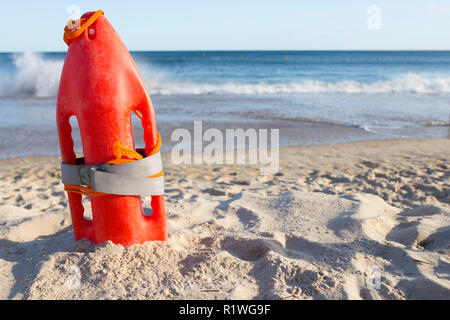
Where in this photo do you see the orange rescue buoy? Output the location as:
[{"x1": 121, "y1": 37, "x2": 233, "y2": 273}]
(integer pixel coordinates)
[{"x1": 57, "y1": 10, "x2": 166, "y2": 246}]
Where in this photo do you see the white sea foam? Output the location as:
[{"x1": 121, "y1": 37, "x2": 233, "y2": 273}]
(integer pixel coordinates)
[
  {"x1": 2, "y1": 52, "x2": 450, "y2": 97},
  {"x1": 148, "y1": 74, "x2": 450, "y2": 95},
  {"x1": 0, "y1": 52, "x2": 63, "y2": 97}
]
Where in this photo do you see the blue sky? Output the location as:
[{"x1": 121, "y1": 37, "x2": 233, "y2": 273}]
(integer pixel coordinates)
[{"x1": 1, "y1": 0, "x2": 450, "y2": 51}]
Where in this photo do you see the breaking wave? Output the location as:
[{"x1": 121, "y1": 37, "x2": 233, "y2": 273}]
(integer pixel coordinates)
[
  {"x1": 148, "y1": 74, "x2": 450, "y2": 95},
  {"x1": 0, "y1": 52, "x2": 64, "y2": 98},
  {"x1": 2, "y1": 52, "x2": 450, "y2": 97}
]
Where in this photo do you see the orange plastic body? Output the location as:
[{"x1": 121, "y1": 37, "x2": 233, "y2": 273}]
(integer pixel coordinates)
[{"x1": 56, "y1": 12, "x2": 166, "y2": 245}]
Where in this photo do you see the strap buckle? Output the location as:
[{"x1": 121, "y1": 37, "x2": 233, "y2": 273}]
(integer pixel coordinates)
[{"x1": 61, "y1": 151, "x2": 164, "y2": 196}]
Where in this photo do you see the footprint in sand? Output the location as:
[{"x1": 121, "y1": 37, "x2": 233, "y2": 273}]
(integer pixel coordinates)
[
  {"x1": 385, "y1": 205, "x2": 449, "y2": 252},
  {"x1": 202, "y1": 188, "x2": 226, "y2": 196},
  {"x1": 220, "y1": 237, "x2": 270, "y2": 262}
]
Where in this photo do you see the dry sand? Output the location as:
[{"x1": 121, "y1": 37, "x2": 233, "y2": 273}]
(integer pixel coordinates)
[{"x1": 0, "y1": 138, "x2": 449, "y2": 300}]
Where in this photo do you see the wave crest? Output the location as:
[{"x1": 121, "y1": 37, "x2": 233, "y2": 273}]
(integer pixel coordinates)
[
  {"x1": 0, "y1": 52, "x2": 63, "y2": 97},
  {"x1": 149, "y1": 74, "x2": 450, "y2": 95},
  {"x1": 2, "y1": 52, "x2": 450, "y2": 97}
]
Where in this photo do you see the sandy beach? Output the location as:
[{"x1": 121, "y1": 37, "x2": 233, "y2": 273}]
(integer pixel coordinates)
[{"x1": 0, "y1": 138, "x2": 449, "y2": 300}]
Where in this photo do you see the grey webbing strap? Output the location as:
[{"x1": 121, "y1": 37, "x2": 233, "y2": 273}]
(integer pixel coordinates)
[{"x1": 61, "y1": 152, "x2": 164, "y2": 196}]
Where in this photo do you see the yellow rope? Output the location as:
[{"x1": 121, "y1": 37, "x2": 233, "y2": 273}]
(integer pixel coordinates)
[
  {"x1": 64, "y1": 184, "x2": 107, "y2": 197},
  {"x1": 107, "y1": 141, "x2": 143, "y2": 165},
  {"x1": 64, "y1": 10, "x2": 104, "y2": 45}
]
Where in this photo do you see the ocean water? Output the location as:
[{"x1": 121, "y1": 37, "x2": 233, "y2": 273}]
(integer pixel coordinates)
[{"x1": 0, "y1": 51, "x2": 449, "y2": 158}]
